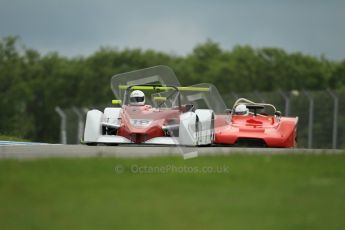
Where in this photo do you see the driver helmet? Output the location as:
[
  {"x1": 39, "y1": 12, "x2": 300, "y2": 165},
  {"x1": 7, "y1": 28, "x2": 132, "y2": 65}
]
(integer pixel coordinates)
[
  {"x1": 129, "y1": 90, "x2": 145, "y2": 106},
  {"x1": 235, "y1": 104, "x2": 249, "y2": 115}
]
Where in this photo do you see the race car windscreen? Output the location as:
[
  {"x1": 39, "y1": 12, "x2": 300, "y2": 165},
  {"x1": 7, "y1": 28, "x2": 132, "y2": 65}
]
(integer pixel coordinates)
[
  {"x1": 111, "y1": 65, "x2": 181, "y2": 104},
  {"x1": 111, "y1": 67, "x2": 228, "y2": 113},
  {"x1": 123, "y1": 85, "x2": 180, "y2": 108},
  {"x1": 180, "y1": 83, "x2": 228, "y2": 114}
]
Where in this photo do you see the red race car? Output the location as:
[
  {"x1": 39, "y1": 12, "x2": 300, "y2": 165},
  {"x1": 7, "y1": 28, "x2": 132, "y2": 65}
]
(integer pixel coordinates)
[
  {"x1": 214, "y1": 98, "x2": 298, "y2": 147},
  {"x1": 83, "y1": 66, "x2": 215, "y2": 146}
]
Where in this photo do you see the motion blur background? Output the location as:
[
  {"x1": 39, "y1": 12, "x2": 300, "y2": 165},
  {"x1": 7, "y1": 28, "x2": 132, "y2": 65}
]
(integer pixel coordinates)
[{"x1": 1, "y1": 0, "x2": 345, "y2": 148}]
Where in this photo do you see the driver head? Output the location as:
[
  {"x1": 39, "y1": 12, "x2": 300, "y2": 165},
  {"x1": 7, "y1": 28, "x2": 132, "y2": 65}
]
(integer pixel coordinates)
[
  {"x1": 129, "y1": 90, "x2": 145, "y2": 106},
  {"x1": 235, "y1": 104, "x2": 249, "y2": 115}
]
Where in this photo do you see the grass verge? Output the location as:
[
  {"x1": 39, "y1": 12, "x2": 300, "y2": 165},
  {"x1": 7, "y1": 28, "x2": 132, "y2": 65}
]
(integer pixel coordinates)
[
  {"x1": 0, "y1": 135, "x2": 29, "y2": 142},
  {"x1": 0, "y1": 154, "x2": 345, "y2": 230}
]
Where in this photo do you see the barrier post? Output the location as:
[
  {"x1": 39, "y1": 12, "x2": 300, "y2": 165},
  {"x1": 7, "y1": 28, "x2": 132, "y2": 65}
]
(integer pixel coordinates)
[
  {"x1": 55, "y1": 106, "x2": 67, "y2": 144},
  {"x1": 327, "y1": 89, "x2": 339, "y2": 149},
  {"x1": 303, "y1": 90, "x2": 314, "y2": 149},
  {"x1": 72, "y1": 107, "x2": 84, "y2": 144}
]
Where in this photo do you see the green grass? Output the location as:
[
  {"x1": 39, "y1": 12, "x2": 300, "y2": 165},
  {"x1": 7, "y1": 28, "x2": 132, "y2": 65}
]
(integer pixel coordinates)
[
  {"x1": 0, "y1": 135, "x2": 29, "y2": 142},
  {"x1": 1, "y1": 154, "x2": 345, "y2": 230}
]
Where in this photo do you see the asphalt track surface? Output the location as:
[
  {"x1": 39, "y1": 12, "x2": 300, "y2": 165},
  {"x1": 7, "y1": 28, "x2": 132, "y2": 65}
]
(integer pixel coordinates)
[{"x1": 0, "y1": 141, "x2": 343, "y2": 159}]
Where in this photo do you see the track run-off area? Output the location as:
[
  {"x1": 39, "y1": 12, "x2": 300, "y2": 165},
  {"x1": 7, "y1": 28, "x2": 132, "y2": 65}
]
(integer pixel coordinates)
[{"x1": 0, "y1": 141, "x2": 343, "y2": 159}]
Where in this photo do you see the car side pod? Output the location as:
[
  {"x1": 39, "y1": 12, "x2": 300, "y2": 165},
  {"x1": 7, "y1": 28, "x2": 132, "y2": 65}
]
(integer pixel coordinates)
[
  {"x1": 84, "y1": 109, "x2": 103, "y2": 143},
  {"x1": 178, "y1": 112, "x2": 198, "y2": 146},
  {"x1": 84, "y1": 108, "x2": 131, "y2": 145},
  {"x1": 102, "y1": 107, "x2": 122, "y2": 128},
  {"x1": 195, "y1": 109, "x2": 214, "y2": 145},
  {"x1": 177, "y1": 109, "x2": 214, "y2": 146}
]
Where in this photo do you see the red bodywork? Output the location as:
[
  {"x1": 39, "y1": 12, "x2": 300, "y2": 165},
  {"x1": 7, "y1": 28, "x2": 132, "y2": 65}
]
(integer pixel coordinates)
[
  {"x1": 116, "y1": 105, "x2": 180, "y2": 143},
  {"x1": 214, "y1": 114, "x2": 298, "y2": 147}
]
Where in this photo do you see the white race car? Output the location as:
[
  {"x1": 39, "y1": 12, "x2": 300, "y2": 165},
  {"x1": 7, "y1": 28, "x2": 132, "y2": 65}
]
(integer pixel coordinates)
[{"x1": 83, "y1": 66, "x2": 217, "y2": 146}]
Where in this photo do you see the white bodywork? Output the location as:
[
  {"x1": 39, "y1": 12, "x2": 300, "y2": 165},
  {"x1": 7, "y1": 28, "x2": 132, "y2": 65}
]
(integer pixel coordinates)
[
  {"x1": 83, "y1": 66, "x2": 222, "y2": 147},
  {"x1": 83, "y1": 108, "x2": 214, "y2": 146}
]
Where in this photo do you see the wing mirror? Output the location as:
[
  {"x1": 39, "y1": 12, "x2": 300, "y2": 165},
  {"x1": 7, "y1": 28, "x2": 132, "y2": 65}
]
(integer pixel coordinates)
[
  {"x1": 274, "y1": 111, "x2": 282, "y2": 116},
  {"x1": 225, "y1": 109, "x2": 232, "y2": 114},
  {"x1": 112, "y1": 100, "x2": 122, "y2": 105},
  {"x1": 153, "y1": 97, "x2": 167, "y2": 102},
  {"x1": 185, "y1": 104, "x2": 195, "y2": 112}
]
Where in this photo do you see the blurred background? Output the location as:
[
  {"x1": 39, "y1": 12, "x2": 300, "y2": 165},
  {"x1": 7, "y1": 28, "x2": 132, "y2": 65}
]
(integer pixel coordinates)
[{"x1": 1, "y1": 0, "x2": 344, "y2": 147}]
